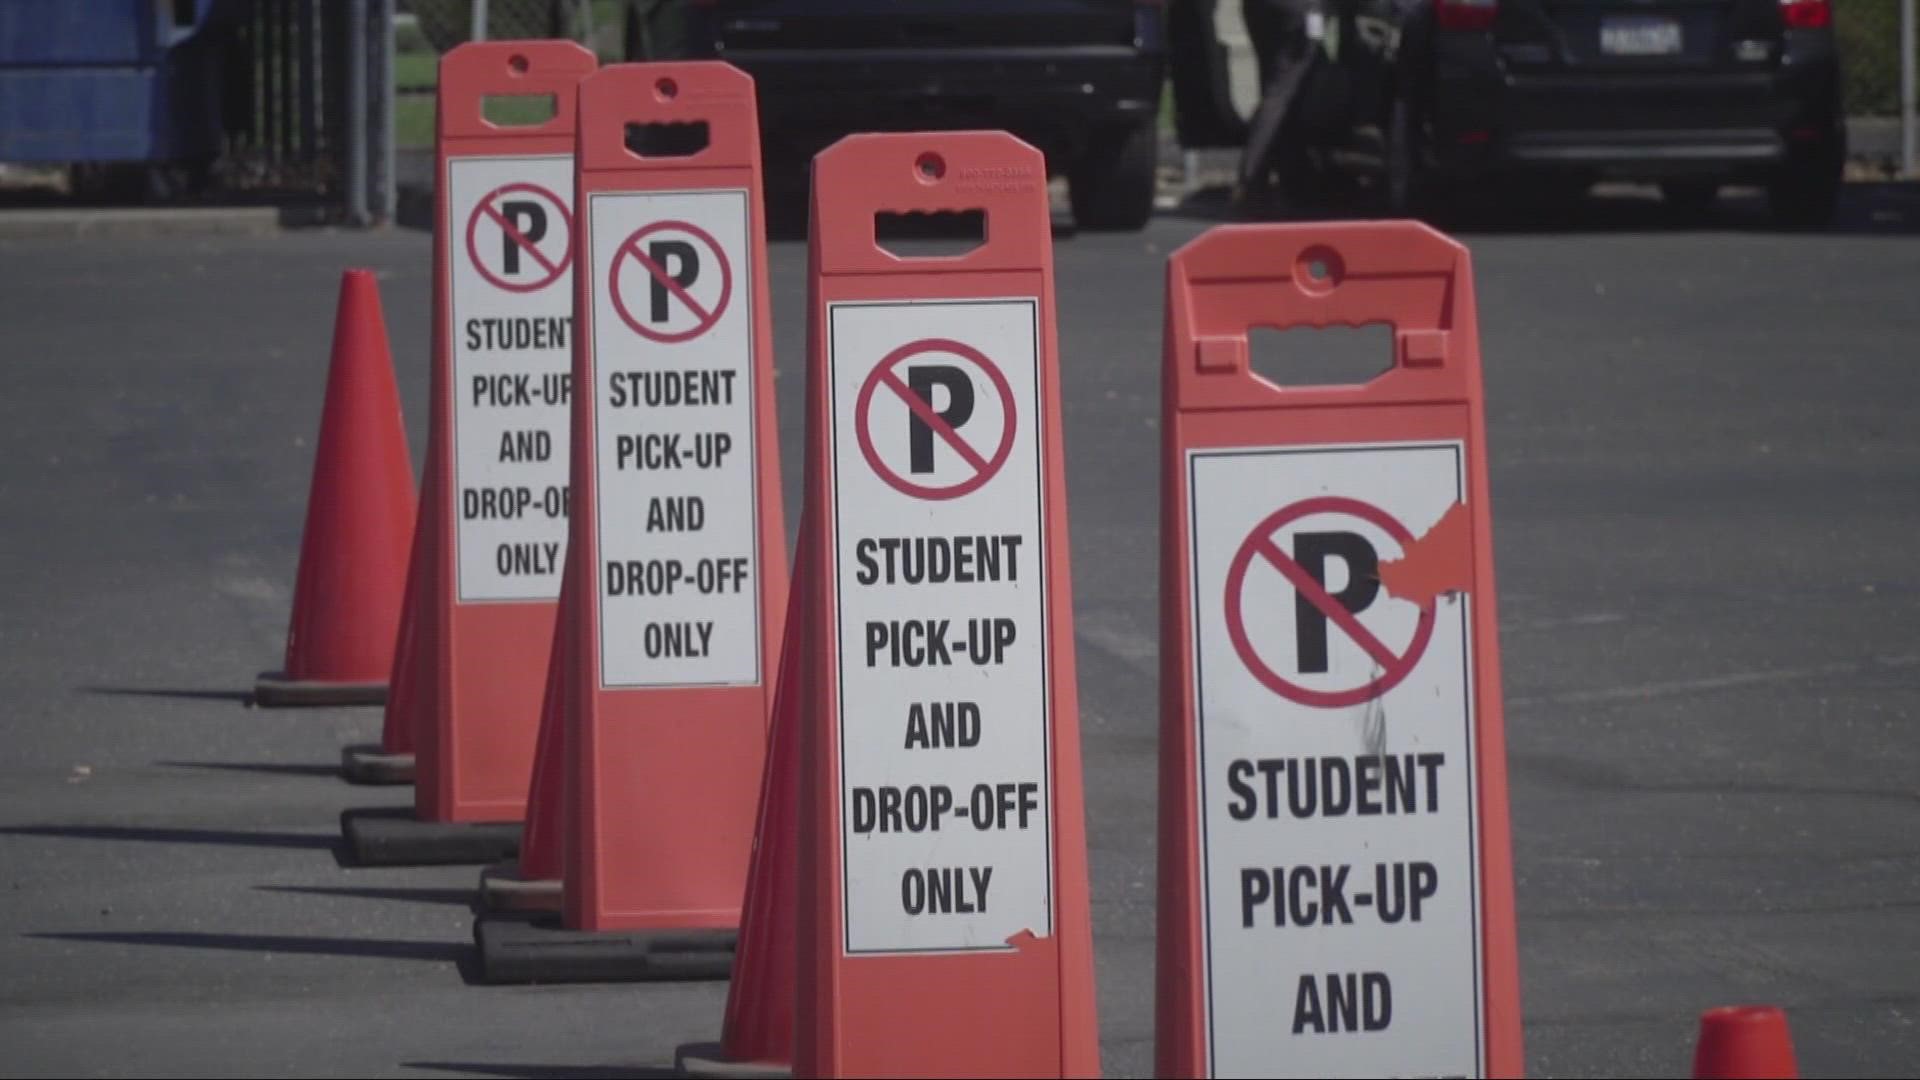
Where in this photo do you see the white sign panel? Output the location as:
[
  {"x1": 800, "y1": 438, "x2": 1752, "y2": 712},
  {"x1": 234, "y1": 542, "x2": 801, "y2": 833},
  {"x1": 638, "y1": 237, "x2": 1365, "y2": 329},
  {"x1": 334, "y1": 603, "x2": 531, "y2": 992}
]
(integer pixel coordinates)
[
  {"x1": 1186, "y1": 441, "x2": 1483, "y2": 1079},
  {"x1": 448, "y1": 155, "x2": 575, "y2": 602},
  {"x1": 828, "y1": 298, "x2": 1054, "y2": 955},
  {"x1": 586, "y1": 189, "x2": 761, "y2": 689}
]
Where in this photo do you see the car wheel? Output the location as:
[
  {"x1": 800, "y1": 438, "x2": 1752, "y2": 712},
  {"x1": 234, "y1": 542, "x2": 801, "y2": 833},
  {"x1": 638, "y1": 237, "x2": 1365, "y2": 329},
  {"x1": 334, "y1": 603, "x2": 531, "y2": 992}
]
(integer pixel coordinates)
[
  {"x1": 1660, "y1": 181, "x2": 1719, "y2": 218},
  {"x1": 1069, "y1": 121, "x2": 1158, "y2": 232},
  {"x1": 1768, "y1": 153, "x2": 1840, "y2": 230}
]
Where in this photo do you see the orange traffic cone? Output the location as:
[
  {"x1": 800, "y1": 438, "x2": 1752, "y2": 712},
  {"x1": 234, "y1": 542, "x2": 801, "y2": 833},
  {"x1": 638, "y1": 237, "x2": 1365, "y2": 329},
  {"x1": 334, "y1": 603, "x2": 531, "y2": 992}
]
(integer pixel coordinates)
[
  {"x1": 475, "y1": 555, "x2": 574, "y2": 911},
  {"x1": 256, "y1": 269, "x2": 415, "y2": 707},
  {"x1": 716, "y1": 596, "x2": 802, "y2": 1069},
  {"x1": 677, "y1": 541, "x2": 808, "y2": 1076},
  {"x1": 1694, "y1": 1005, "x2": 1799, "y2": 1079},
  {"x1": 340, "y1": 504, "x2": 428, "y2": 781}
]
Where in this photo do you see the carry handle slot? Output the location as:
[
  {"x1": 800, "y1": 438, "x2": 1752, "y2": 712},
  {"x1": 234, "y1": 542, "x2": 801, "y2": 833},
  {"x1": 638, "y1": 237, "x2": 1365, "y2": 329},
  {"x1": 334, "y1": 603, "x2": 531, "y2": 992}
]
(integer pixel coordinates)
[
  {"x1": 481, "y1": 93, "x2": 557, "y2": 128},
  {"x1": 1170, "y1": 223, "x2": 1473, "y2": 410},
  {"x1": 812, "y1": 133, "x2": 1050, "y2": 274},
  {"x1": 873, "y1": 209, "x2": 987, "y2": 260},
  {"x1": 1183, "y1": 238, "x2": 1459, "y2": 381},
  {"x1": 1240, "y1": 323, "x2": 1398, "y2": 389},
  {"x1": 1195, "y1": 327, "x2": 1450, "y2": 380},
  {"x1": 577, "y1": 62, "x2": 757, "y2": 173},
  {"x1": 439, "y1": 41, "x2": 596, "y2": 140},
  {"x1": 625, "y1": 120, "x2": 711, "y2": 159}
]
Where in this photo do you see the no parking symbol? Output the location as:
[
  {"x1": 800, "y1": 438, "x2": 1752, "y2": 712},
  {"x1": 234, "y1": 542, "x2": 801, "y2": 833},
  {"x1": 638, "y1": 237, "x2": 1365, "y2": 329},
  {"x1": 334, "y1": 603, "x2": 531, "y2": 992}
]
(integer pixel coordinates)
[
  {"x1": 609, "y1": 219, "x2": 733, "y2": 343},
  {"x1": 1223, "y1": 495, "x2": 1435, "y2": 709},
  {"x1": 854, "y1": 337, "x2": 1017, "y2": 501},
  {"x1": 465, "y1": 181, "x2": 573, "y2": 293}
]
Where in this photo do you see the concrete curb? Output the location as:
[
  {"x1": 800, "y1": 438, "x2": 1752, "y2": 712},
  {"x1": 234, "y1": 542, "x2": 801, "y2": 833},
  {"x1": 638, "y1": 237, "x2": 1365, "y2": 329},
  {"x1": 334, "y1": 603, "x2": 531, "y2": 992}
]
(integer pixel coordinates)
[{"x1": 0, "y1": 207, "x2": 294, "y2": 240}]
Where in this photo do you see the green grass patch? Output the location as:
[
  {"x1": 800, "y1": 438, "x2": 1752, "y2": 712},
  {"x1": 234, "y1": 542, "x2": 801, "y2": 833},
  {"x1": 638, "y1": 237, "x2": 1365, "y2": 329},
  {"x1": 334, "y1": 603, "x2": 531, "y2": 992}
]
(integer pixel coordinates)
[
  {"x1": 395, "y1": 49, "x2": 438, "y2": 91},
  {"x1": 395, "y1": 42, "x2": 438, "y2": 149},
  {"x1": 482, "y1": 93, "x2": 559, "y2": 126},
  {"x1": 390, "y1": 2, "x2": 630, "y2": 147},
  {"x1": 396, "y1": 95, "x2": 434, "y2": 149}
]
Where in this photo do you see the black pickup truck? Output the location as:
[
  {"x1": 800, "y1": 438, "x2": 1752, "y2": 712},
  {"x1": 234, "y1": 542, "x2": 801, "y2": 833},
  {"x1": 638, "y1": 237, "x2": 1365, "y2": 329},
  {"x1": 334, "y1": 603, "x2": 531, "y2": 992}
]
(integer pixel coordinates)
[{"x1": 622, "y1": 0, "x2": 1168, "y2": 231}]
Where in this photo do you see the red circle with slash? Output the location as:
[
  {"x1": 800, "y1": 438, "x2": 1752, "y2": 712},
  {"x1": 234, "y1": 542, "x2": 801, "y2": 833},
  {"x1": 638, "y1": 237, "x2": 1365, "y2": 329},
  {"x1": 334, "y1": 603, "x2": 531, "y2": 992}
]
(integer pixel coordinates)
[
  {"x1": 1223, "y1": 495, "x2": 1435, "y2": 708},
  {"x1": 854, "y1": 338, "x2": 1017, "y2": 501},
  {"x1": 464, "y1": 182, "x2": 572, "y2": 293},
  {"x1": 609, "y1": 219, "x2": 731, "y2": 343}
]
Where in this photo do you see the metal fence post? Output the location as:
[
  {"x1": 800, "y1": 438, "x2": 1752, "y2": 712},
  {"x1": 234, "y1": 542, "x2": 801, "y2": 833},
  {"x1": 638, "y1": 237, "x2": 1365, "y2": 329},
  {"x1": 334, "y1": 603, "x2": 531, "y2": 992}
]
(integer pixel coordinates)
[
  {"x1": 472, "y1": 0, "x2": 491, "y2": 43},
  {"x1": 1903, "y1": 0, "x2": 1916, "y2": 175},
  {"x1": 373, "y1": 0, "x2": 396, "y2": 221},
  {"x1": 347, "y1": 0, "x2": 369, "y2": 225}
]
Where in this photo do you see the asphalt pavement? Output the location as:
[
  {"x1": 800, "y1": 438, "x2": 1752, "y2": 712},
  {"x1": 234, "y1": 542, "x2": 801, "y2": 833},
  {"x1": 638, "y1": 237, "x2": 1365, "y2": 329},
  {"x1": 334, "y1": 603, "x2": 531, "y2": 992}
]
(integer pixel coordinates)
[{"x1": 0, "y1": 186, "x2": 1916, "y2": 1078}]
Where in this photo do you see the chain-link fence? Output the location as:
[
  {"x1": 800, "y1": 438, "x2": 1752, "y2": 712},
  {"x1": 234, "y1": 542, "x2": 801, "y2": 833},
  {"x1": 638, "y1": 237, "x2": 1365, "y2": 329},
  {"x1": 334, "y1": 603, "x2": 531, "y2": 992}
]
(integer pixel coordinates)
[
  {"x1": 395, "y1": 1, "x2": 624, "y2": 148},
  {"x1": 408, "y1": 0, "x2": 615, "y2": 53}
]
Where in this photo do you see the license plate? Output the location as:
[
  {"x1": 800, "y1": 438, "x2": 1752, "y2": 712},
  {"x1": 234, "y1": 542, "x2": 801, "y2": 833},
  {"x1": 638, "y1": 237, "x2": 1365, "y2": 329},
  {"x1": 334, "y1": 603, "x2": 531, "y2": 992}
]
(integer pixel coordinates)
[{"x1": 1600, "y1": 15, "x2": 1682, "y2": 56}]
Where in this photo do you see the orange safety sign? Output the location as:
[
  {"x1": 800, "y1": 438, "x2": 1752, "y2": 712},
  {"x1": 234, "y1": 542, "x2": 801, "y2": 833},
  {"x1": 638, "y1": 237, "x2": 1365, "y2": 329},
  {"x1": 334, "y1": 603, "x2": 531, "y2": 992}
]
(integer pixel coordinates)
[
  {"x1": 791, "y1": 131, "x2": 1098, "y2": 1078},
  {"x1": 340, "y1": 40, "x2": 596, "y2": 865},
  {"x1": 473, "y1": 60, "x2": 787, "y2": 983},
  {"x1": 1154, "y1": 223, "x2": 1522, "y2": 1078}
]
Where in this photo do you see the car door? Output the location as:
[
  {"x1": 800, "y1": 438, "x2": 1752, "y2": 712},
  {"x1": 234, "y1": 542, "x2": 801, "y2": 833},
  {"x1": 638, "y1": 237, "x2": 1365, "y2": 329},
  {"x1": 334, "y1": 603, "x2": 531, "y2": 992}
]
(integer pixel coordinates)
[{"x1": 1168, "y1": 0, "x2": 1253, "y2": 147}]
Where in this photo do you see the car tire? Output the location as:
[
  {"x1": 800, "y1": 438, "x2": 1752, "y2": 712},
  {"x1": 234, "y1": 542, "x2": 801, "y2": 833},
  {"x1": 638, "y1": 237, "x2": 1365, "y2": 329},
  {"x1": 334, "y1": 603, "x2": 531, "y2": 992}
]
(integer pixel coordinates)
[
  {"x1": 1768, "y1": 153, "x2": 1840, "y2": 230},
  {"x1": 1661, "y1": 180, "x2": 1719, "y2": 217},
  {"x1": 1070, "y1": 121, "x2": 1158, "y2": 232}
]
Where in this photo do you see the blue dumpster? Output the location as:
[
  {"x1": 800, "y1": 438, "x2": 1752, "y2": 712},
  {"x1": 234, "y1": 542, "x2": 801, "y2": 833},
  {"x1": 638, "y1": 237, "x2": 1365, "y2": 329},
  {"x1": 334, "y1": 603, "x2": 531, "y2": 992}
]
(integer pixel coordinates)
[{"x1": 0, "y1": 1, "x2": 235, "y2": 166}]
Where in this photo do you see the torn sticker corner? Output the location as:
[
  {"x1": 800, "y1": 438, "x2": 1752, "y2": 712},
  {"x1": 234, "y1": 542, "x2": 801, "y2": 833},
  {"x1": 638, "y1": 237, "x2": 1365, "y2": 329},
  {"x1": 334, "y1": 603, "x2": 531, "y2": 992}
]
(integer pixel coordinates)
[
  {"x1": 1377, "y1": 501, "x2": 1472, "y2": 610},
  {"x1": 1003, "y1": 927, "x2": 1050, "y2": 951}
]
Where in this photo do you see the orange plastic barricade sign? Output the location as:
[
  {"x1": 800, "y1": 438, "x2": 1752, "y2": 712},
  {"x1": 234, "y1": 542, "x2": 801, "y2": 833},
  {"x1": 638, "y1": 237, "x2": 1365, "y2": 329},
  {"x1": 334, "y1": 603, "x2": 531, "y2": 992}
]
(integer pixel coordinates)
[
  {"x1": 342, "y1": 42, "x2": 596, "y2": 860},
  {"x1": 795, "y1": 131, "x2": 1097, "y2": 1078},
  {"x1": 564, "y1": 60, "x2": 786, "y2": 931},
  {"x1": 1155, "y1": 223, "x2": 1522, "y2": 1079},
  {"x1": 417, "y1": 41, "x2": 595, "y2": 821}
]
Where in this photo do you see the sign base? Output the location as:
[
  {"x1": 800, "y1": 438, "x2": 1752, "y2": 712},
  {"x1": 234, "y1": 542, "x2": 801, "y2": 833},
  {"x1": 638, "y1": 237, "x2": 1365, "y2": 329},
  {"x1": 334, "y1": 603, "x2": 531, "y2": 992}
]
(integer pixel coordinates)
[
  {"x1": 337, "y1": 807, "x2": 520, "y2": 867},
  {"x1": 673, "y1": 1042, "x2": 792, "y2": 1079},
  {"x1": 253, "y1": 672, "x2": 386, "y2": 708},
  {"x1": 340, "y1": 744, "x2": 414, "y2": 786},
  {"x1": 472, "y1": 913, "x2": 735, "y2": 984},
  {"x1": 476, "y1": 860, "x2": 561, "y2": 913}
]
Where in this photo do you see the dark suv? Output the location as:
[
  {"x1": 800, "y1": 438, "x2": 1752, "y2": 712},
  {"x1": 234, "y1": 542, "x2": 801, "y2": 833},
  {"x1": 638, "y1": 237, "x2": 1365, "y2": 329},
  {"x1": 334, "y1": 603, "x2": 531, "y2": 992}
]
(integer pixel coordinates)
[
  {"x1": 1232, "y1": 0, "x2": 1846, "y2": 225},
  {"x1": 623, "y1": 0, "x2": 1167, "y2": 230}
]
